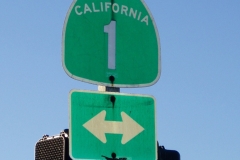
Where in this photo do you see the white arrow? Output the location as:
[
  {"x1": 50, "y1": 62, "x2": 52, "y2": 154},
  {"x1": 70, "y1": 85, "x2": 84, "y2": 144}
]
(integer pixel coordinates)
[{"x1": 83, "y1": 110, "x2": 144, "y2": 144}]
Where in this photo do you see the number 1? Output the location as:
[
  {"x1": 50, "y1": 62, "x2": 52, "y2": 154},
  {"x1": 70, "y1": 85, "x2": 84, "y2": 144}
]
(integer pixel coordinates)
[{"x1": 104, "y1": 21, "x2": 116, "y2": 70}]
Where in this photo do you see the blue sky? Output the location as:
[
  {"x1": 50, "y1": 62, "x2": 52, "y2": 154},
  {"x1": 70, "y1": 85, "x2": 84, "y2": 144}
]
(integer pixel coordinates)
[{"x1": 0, "y1": 0, "x2": 240, "y2": 159}]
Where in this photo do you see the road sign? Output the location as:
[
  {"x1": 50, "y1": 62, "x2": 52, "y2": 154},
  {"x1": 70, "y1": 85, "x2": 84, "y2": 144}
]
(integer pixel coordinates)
[
  {"x1": 69, "y1": 90, "x2": 157, "y2": 159},
  {"x1": 62, "y1": 0, "x2": 161, "y2": 87}
]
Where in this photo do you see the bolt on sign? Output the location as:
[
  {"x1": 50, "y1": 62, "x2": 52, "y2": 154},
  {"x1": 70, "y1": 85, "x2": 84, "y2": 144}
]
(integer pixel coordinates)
[
  {"x1": 69, "y1": 90, "x2": 157, "y2": 159},
  {"x1": 62, "y1": 0, "x2": 161, "y2": 87}
]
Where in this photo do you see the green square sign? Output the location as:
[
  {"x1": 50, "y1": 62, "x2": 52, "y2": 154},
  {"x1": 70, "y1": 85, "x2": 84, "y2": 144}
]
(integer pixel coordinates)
[{"x1": 69, "y1": 90, "x2": 157, "y2": 160}]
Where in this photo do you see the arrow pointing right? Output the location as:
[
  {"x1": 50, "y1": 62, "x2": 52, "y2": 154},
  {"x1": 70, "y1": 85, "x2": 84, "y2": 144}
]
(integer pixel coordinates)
[{"x1": 83, "y1": 110, "x2": 144, "y2": 144}]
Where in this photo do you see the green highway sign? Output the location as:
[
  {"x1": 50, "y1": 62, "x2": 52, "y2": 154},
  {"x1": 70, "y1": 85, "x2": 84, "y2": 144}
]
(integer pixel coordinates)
[
  {"x1": 69, "y1": 90, "x2": 157, "y2": 159},
  {"x1": 62, "y1": 0, "x2": 161, "y2": 87}
]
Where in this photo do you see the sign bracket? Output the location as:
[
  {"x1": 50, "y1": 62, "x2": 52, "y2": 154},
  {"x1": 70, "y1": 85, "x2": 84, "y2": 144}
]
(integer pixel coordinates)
[{"x1": 98, "y1": 86, "x2": 120, "y2": 93}]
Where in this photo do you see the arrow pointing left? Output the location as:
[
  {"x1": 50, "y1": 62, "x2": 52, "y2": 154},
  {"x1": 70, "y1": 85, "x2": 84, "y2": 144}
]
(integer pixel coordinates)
[{"x1": 83, "y1": 110, "x2": 144, "y2": 144}]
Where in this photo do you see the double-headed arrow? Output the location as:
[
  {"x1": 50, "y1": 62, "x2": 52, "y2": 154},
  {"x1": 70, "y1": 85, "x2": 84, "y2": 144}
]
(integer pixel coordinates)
[{"x1": 83, "y1": 110, "x2": 144, "y2": 144}]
